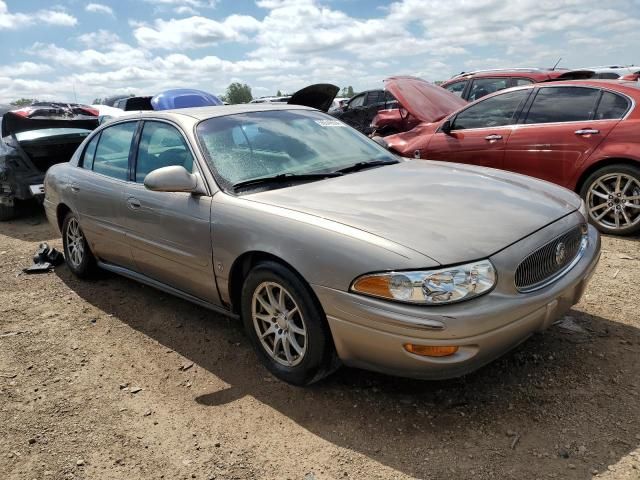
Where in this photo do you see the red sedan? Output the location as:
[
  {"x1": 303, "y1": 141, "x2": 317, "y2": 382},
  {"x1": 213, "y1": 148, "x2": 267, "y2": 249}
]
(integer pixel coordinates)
[{"x1": 382, "y1": 79, "x2": 640, "y2": 235}]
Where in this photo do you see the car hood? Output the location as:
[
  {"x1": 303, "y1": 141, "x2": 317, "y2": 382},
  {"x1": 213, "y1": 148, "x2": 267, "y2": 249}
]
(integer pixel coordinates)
[
  {"x1": 384, "y1": 76, "x2": 467, "y2": 123},
  {"x1": 288, "y1": 84, "x2": 339, "y2": 112},
  {"x1": 245, "y1": 160, "x2": 581, "y2": 265}
]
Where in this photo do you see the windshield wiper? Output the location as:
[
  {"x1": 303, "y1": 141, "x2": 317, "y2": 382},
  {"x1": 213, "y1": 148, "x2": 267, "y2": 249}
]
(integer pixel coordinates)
[
  {"x1": 333, "y1": 159, "x2": 398, "y2": 175},
  {"x1": 232, "y1": 172, "x2": 343, "y2": 191}
]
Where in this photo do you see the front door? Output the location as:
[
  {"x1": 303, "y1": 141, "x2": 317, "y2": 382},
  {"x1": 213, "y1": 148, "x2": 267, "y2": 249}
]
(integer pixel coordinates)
[
  {"x1": 121, "y1": 120, "x2": 219, "y2": 305},
  {"x1": 426, "y1": 89, "x2": 531, "y2": 168},
  {"x1": 504, "y1": 86, "x2": 623, "y2": 188}
]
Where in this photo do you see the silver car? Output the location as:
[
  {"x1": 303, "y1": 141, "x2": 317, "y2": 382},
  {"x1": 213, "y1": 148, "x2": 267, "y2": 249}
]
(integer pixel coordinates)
[{"x1": 44, "y1": 104, "x2": 601, "y2": 385}]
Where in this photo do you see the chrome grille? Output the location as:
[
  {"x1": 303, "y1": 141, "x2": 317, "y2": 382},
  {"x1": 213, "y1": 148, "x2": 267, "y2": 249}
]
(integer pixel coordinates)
[{"x1": 515, "y1": 225, "x2": 587, "y2": 292}]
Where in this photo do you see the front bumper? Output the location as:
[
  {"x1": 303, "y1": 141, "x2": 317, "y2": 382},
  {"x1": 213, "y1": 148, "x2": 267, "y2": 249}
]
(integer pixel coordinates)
[{"x1": 313, "y1": 217, "x2": 601, "y2": 380}]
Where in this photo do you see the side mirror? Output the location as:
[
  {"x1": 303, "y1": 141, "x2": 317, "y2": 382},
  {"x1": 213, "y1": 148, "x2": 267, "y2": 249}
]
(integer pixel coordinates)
[
  {"x1": 144, "y1": 165, "x2": 206, "y2": 195},
  {"x1": 441, "y1": 119, "x2": 453, "y2": 135}
]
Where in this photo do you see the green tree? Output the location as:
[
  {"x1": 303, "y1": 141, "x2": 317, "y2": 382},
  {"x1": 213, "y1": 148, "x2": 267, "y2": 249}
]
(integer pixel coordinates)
[
  {"x1": 276, "y1": 90, "x2": 282, "y2": 96},
  {"x1": 224, "y1": 82, "x2": 253, "y2": 104},
  {"x1": 10, "y1": 98, "x2": 36, "y2": 107},
  {"x1": 346, "y1": 86, "x2": 354, "y2": 97}
]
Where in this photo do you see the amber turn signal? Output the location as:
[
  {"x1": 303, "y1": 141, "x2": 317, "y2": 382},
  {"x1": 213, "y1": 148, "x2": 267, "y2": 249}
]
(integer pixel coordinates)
[{"x1": 403, "y1": 344, "x2": 458, "y2": 357}]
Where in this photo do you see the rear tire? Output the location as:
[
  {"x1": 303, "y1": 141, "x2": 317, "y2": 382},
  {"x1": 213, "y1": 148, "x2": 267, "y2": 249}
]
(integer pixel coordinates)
[
  {"x1": 240, "y1": 261, "x2": 336, "y2": 386},
  {"x1": 579, "y1": 164, "x2": 640, "y2": 236},
  {"x1": 62, "y1": 212, "x2": 97, "y2": 278}
]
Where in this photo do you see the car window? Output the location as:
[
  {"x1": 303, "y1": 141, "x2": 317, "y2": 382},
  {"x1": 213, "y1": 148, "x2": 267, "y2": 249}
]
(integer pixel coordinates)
[
  {"x1": 92, "y1": 122, "x2": 137, "y2": 180},
  {"x1": 468, "y1": 78, "x2": 511, "y2": 101},
  {"x1": 592, "y1": 72, "x2": 620, "y2": 79},
  {"x1": 594, "y1": 91, "x2": 630, "y2": 120},
  {"x1": 81, "y1": 133, "x2": 100, "y2": 170},
  {"x1": 135, "y1": 121, "x2": 194, "y2": 183},
  {"x1": 443, "y1": 80, "x2": 468, "y2": 97},
  {"x1": 525, "y1": 87, "x2": 600, "y2": 124},
  {"x1": 348, "y1": 94, "x2": 365, "y2": 108},
  {"x1": 513, "y1": 78, "x2": 534, "y2": 86},
  {"x1": 196, "y1": 110, "x2": 397, "y2": 190},
  {"x1": 452, "y1": 89, "x2": 529, "y2": 130},
  {"x1": 365, "y1": 91, "x2": 383, "y2": 105}
]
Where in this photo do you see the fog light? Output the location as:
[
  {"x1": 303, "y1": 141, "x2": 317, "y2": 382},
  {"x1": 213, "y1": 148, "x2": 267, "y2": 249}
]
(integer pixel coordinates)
[{"x1": 403, "y1": 344, "x2": 458, "y2": 357}]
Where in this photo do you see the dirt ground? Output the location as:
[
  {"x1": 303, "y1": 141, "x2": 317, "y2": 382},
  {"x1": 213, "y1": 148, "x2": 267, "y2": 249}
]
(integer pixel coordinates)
[{"x1": 1, "y1": 209, "x2": 639, "y2": 480}]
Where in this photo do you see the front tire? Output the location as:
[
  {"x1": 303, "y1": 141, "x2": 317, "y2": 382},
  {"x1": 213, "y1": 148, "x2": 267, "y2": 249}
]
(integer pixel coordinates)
[
  {"x1": 62, "y1": 212, "x2": 97, "y2": 278},
  {"x1": 240, "y1": 261, "x2": 336, "y2": 385},
  {"x1": 580, "y1": 164, "x2": 640, "y2": 236}
]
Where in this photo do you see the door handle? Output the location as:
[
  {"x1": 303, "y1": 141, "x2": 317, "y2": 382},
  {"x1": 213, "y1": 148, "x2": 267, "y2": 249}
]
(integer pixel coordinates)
[
  {"x1": 484, "y1": 134, "x2": 503, "y2": 141},
  {"x1": 127, "y1": 198, "x2": 141, "y2": 209},
  {"x1": 70, "y1": 183, "x2": 80, "y2": 192},
  {"x1": 575, "y1": 128, "x2": 600, "y2": 135}
]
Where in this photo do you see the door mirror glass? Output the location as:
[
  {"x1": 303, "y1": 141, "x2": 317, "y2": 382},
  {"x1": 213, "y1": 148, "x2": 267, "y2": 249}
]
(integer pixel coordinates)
[{"x1": 144, "y1": 165, "x2": 201, "y2": 193}]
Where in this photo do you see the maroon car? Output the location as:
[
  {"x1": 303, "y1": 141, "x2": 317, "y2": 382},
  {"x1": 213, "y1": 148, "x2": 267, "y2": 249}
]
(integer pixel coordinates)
[
  {"x1": 441, "y1": 68, "x2": 594, "y2": 101},
  {"x1": 379, "y1": 78, "x2": 640, "y2": 236}
]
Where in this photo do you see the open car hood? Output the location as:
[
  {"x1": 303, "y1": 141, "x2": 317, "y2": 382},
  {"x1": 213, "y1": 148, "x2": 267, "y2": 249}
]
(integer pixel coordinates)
[
  {"x1": 1, "y1": 103, "x2": 99, "y2": 138},
  {"x1": 288, "y1": 84, "x2": 339, "y2": 112},
  {"x1": 384, "y1": 76, "x2": 467, "y2": 123}
]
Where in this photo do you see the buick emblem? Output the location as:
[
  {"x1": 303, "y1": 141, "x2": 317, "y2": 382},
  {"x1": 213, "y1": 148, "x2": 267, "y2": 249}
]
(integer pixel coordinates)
[{"x1": 555, "y1": 242, "x2": 567, "y2": 265}]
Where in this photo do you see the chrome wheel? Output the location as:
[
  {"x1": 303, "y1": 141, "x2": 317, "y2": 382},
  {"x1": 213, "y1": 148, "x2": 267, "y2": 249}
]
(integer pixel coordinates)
[
  {"x1": 586, "y1": 172, "x2": 640, "y2": 231},
  {"x1": 65, "y1": 217, "x2": 85, "y2": 268},
  {"x1": 251, "y1": 281, "x2": 307, "y2": 367}
]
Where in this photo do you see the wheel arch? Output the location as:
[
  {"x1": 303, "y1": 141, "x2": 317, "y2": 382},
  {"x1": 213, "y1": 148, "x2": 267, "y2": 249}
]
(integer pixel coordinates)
[
  {"x1": 56, "y1": 203, "x2": 72, "y2": 232},
  {"x1": 227, "y1": 251, "x2": 322, "y2": 316},
  {"x1": 575, "y1": 157, "x2": 640, "y2": 193}
]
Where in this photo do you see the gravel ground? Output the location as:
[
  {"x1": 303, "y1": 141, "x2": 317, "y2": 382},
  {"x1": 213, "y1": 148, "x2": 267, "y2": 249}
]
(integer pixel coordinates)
[{"x1": 1, "y1": 209, "x2": 639, "y2": 480}]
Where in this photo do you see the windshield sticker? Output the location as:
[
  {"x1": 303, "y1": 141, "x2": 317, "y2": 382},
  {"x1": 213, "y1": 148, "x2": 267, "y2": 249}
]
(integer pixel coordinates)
[{"x1": 315, "y1": 120, "x2": 346, "y2": 127}]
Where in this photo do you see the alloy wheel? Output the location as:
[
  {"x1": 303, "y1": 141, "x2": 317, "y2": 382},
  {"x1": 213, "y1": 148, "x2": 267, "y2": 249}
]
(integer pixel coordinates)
[
  {"x1": 65, "y1": 217, "x2": 85, "y2": 268},
  {"x1": 586, "y1": 173, "x2": 640, "y2": 232},
  {"x1": 251, "y1": 281, "x2": 307, "y2": 367}
]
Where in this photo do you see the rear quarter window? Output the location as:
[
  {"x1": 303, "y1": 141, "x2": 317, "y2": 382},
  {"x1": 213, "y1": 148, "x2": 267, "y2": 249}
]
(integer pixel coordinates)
[{"x1": 595, "y1": 91, "x2": 630, "y2": 120}]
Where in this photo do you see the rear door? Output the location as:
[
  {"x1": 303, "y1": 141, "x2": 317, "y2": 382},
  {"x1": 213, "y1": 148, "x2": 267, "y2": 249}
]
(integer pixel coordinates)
[
  {"x1": 426, "y1": 89, "x2": 531, "y2": 168},
  {"x1": 68, "y1": 121, "x2": 138, "y2": 268},
  {"x1": 121, "y1": 120, "x2": 219, "y2": 304},
  {"x1": 504, "y1": 86, "x2": 625, "y2": 188}
]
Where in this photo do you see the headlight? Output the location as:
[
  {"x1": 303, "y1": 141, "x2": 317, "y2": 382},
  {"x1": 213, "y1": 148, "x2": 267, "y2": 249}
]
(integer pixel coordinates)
[
  {"x1": 351, "y1": 260, "x2": 496, "y2": 305},
  {"x1": 578, "y1": 199, "x2": 588, "y2": 221}
]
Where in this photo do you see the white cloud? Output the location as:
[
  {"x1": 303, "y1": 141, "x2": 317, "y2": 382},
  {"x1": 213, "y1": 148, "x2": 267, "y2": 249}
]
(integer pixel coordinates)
[
  {"x1": 132, "y1": 14, "x2": 261, "y2": 49},
  {"x1": 0, "y1": 0, "x2": 77, "y2": 29},
  {"x1": 0, "y1": 62, "x2": 53, "y2": 77},
  {"x1": 77, "y1": 29, "x2": 121, "y2": 46},
  {"x1": 85, "y1": 3, "x2": 115, "y2": 17}
]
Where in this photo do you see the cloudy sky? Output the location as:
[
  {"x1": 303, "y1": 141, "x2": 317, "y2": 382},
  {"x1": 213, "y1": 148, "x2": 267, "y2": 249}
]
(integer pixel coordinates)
[{"x1": 0, "y1": 0, "x2": 638, "y2": 104}]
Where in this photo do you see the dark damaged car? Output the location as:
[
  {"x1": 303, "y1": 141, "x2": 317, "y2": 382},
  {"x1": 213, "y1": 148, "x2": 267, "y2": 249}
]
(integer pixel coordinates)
[{"x1": 0, "y1": 103, "x2": 99, "y2": 220}]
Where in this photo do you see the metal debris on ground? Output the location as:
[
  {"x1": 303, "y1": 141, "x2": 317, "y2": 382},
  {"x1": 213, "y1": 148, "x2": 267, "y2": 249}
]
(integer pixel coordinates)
[
  {"x1": 23, "y1": 242, "x2": 64, "y2": 274},
  {"x1": 554, "y1": 316, "x2": 587, "y2": 334}
]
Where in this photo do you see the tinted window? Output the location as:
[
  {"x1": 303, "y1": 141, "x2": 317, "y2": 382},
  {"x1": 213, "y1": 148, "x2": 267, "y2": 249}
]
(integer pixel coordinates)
[
  {"x1": 81, "y1": 134, "x2": 100, "y2": 169},
  {"x1": 452, "y1": 90, "x2": 529, "y2": 130},
  {"x1": 513, "y1": 78, "x2": 534, "y2": 86},
  {"x1": 592, "y1": 72, "x2": 620, "y2": 79},
  {"x1": 595, "y1": 91, "x2": 630, "y2": 120},
  {"x1": 525, "y1": 87, "x2": 600, "y2": 124},
  {"x1": 468, "y1": 78, "x2": 510, "y2": 101},
  {"x1": 444, "y1": 80, "x2": 468, "y2": 97},
  {"x1": 136, "y1": 122, "x2": 194, "y2": 183},
  {"x1": 365, "y1": 91, "x2": 383, "y2": 105},
  {"x1": 348, "y1": 94, "x2": 365, "y2": 108},
  {"x1": 92, "y1": 122, "x2": 137, "y2": 180}
]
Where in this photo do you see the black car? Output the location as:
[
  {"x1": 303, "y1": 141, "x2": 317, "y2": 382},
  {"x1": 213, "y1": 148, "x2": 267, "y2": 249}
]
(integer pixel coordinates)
[
  {"x1": 329, "y1": 89, "x2": 398, "y2": 134},
  {"x1": 0, "y1": 103, "x2": 99, "y2": 220}
]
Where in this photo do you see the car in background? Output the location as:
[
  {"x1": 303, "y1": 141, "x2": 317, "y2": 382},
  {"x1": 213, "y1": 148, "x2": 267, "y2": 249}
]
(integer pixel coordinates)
[
  {"x1": 249, "y1": 84, "x2": 339, "y2": 112},
  {"x1": 0, "y1": 103, "x2": 99, "y2": 220},
  {"x1": 380, "y1": 80, "x2": 640, "y2": 236},
  {"x1": 329, "y1": 88, "x2": 399, "y2": 134},
  {"x1": 588, "y1": 65, "x2": 640, "y2": 81},
  {"x1": 441, "y1": 68, "x2": 594, "y2": 101},
  {"x1": 44, "y1": 104, "x2": 599, "y2": 385}
]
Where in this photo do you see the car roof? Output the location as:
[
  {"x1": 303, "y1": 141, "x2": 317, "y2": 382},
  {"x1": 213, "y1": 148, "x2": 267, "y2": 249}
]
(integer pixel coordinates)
[{"x1": 111, "y1": 103, "x2": 317, "y2": 123}]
